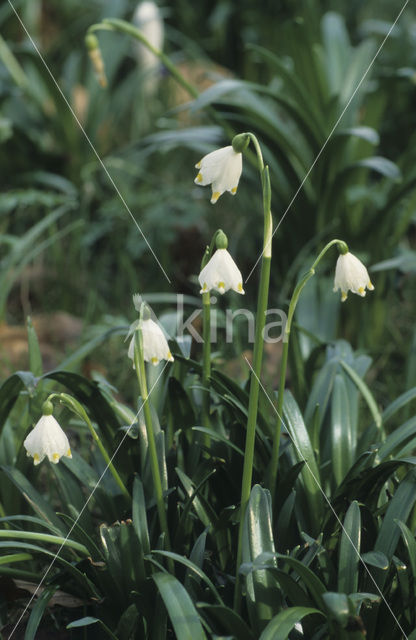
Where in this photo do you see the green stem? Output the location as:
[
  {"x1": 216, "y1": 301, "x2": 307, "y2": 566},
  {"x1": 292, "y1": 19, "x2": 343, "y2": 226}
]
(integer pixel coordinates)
[
  {"x1": 88, "y1": 19, "x2": 198, "y2": 99},
  {"x1": 50, "y1": 393, "x2": 130, "y2": 500},
  {"x1": 202, "y1": 291, "x2": 211, "y2": 446},
  {"x1": 268, "y1": 238, "x2": 348, "y2": 503},
  {"x1": 234, "y1": 135, "x2": 272, "y2": 611},
  {"x1": 199, "y1": 229, "x2": 223, "y2": 448},
  {"x1": 133, "y1": 333, "x2": 172, "y2": 559}
]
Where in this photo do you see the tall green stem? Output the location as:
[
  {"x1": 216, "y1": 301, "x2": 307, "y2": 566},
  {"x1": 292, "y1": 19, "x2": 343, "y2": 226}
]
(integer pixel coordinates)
[
  {"x1": 133, "y1": 333, "x2": 172, "y2": 556},
  {"x1": 202, "y1": 291, "x2": 211, "y2": 446},
  {"x1": 268, "y1": 238, "x2": 348, "y2": 503},
  {"x1": 234, "y1": 134, "x2": 272, "y2": 610},
  {"x1": 200, "y1": 229, "x2": 225, "y2": 448}
]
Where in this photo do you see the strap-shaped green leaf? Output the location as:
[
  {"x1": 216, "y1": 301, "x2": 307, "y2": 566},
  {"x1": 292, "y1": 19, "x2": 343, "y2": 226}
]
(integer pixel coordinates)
[
  {"x1": 338, "y1": 501, "x2": 361, "y2": 594},
  {"x1": 259, "y1": 606, "x2": 324, "y2": 640},
  {"x1": 153, "y1": 572, "x2": 207, "y2": 640}
]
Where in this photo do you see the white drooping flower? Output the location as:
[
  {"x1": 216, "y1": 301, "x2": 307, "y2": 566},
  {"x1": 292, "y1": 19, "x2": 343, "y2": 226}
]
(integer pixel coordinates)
[
  {"x1": 199, "y1": 248, "x2": 245, "y2": 295},
  {"x1": 24, "y1": 414, "x2": 72, "y2": 466},
  {"x1": 333, "y1": 251, "x2": 375, "y2": 302},
  {"x1": 194, "y1": 146, "x2": 243, "y2": 204},
  {"x1": 128, "y1": 318, "x2": 174, "y2": 366}
]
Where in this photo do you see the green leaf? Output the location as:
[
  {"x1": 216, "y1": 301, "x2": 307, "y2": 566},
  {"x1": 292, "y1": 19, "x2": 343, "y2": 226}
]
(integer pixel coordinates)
[
  {"x1": 42, "y1": 370, "x2": 120, "y2": 445},
  {"x1": 283, "y1": 392, "x2": 323, "y2": 533},
  {"x1": 192, "y1": 427, "x2": 245, "y2": 459},
  {"x1": 0, "y1": 529, "x2": 89, "y2": 556},
  {"x1": 26, "y1": 316, "x2": 43, "y2": 377},
  {"x1": 305, "y1": 359, "x2": 338, "y2": 430},
  {"x1": 242, "y1": 552, "x2": 327, "y2": 610},
  {"x1": 382, "y1": 387, "x2": 416, "y2": 424},
  {"x1": 375, "y1": 467, "x2": 416, "y2": 559},
  {"x1": 132, "y1": 475, "x2": 150, "y2": 555},
  {"x1": 334, "y1": 126, "x2": 379, "y2": 145},
  {"x1": 24, "y1": 586, "x2": 59, "y2": 640},
  {"x1": 1, "y1": 466, "x2": 66, "y2": 532},
  {"x1": 242, "y1": 485, "x2": 281, "y2": 632},
  {"x1": 151, "y1": 550, "x2": 223, "y2": 604},
  {"x1": 338, "y1": 501, "x2": 361, "y2": 594},
  {"x1": 361, "y1": 551, "x2": 389, "y2": 571},
  {"x1": 197, "y1": 604, "x2": 255, "y2": 640},
  {"x1": 258, "y1": 606, "x2": 323, "y2": 640},
  {"x1": 115, "y1": 604, "x2": 140, "y2": 640},
  {"x1": 0, "y1": 541, "x2": 96, "y2": 595},
  {"x1": 350, "y1": 156, "x2": 401, "y2": 181},
  {"x1": 246, "y1": 44, "x2": 326, "y2": 137},
  {"x1": 372, "y1": 468, "x2": 416, "y2": 590},
  {"x1": 322, "y1": 592, "x2": 350, "y2": 626},
  {"x1": 397, "y1": 520, "x2": 416, "y2": 584},
  {"x1": 0, "y1": 373, "x2": 33, "y2": 428},
  {"x1": 61, "y1": 452, "x2": 119, "y2": 522},
  {"x1": 339, "y1": 360, "x2": 381, "y2": 428},
  {"x1": 0, "y1": 205, "x2": 75, "y2": 316},
  {"x1": 348, "y1": 592, "x2": 380, "y2": 610},
  {"x1": 153, "y1": 572, "x2": 207, "y2": 640},
  {"x1": 57, "y1": 513, "x2": 103, "y2": 562},
  {"x1": 185, "y1": 530, "x2": 207, "y2": 593},
  {"x1": 99, "y1": 521, "x2": 144, "y2": 605},
  {"x1": 331, "y1": 374, "x2": 353, "y2": 484},
  {"x1": 0, "y1": 552, "x2": 32, "y2": 565},
  {"x1": 67, "y1": 617, "x2": 118, "y2": 639},
  {"x1": 377, "y1": 416, "x2": 416, "y2": 461}
]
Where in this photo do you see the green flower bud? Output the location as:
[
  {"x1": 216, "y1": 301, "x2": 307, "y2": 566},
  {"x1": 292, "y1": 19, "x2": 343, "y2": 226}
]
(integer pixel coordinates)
[
  {"x1": 85, "y1": 33, "x2": 99, "y2": 51},
  {"x1": 232, "y1": 133, "x2": 250, "y2": 154},
  {"x1": 141, "y1": 303, "x2": 152, "y2": 321},
  {"x1": 337, "y1": 240, "x2": 349, "y2": 255},
  {"x1": 85, "y1": 33, "x2": 107, "y2": 88},
  {"x1": 215, "y1": 229, "x2": 228, "y2": 250},
  {"x1": 42, "y1": 400, "x2": 54, "y2": 416}
]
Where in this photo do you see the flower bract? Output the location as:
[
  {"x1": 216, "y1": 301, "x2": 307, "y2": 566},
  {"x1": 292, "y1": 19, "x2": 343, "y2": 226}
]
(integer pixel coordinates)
[
  {"x1": 194, "y1": 146, "x2": 242, "y2": 204},
  {"x1": 199, "y1": 248, "x2": 245, "y2": 295},
  {"x1": 24, "y1": 415, "x2": 72, "y2": 465},
  {"x1": 333, "y1": 251, "x2": 374, "y2": 302},
  {"x1": 128, "y1": 318, "x2": 174, "y2": 366}
]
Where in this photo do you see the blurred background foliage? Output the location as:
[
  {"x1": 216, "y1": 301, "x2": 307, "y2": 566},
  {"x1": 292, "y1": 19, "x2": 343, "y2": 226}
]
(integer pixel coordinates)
[{"x1": 1, "y1": 0, "x2": 416, "y2": 395}]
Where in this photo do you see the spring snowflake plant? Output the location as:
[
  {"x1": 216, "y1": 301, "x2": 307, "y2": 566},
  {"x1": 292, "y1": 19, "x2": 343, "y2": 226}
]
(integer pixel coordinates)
[
  {"x1": 333, "y1": 251, "x2": 375, "y2": 301},
  {"x1": 24, "y1": 402, "x2": 72, "y2": 465},
  {"x1": 127, "y1": 295, "x2": 174, "y2": 366},
  {"x1": 194, "y1": 145, "x2": 243, "y2": 204}
]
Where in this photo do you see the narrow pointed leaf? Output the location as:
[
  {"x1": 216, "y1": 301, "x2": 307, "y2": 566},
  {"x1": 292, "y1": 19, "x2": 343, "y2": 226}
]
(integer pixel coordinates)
[
  {"x1": 338, "y1": 501, "x2": 361, "y2": 594},
  {"x1": 153, "y1": 572, "x2": 207, "y2": 640},
  {"x1": 259, "y1": 606, "x2": 323, "y2": 640}
]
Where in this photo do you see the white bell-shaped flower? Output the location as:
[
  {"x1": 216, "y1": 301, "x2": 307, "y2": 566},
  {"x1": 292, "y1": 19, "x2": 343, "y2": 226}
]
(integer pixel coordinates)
[
  {"x1": 333, "y1": 251, "x2": 374, "y2": 302},
  {"x1": 128, "y1": 318, "x2": 174, "y2": 366},
  {"x1": 24, "y1": 414, "x2": 72, "y2": 465},
  {"x1": 199, "y1": 248, "x2": 245, "y2": 295},
  {"x1": 194, "y1": 146, "x2": 242, "y2": 204}
]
